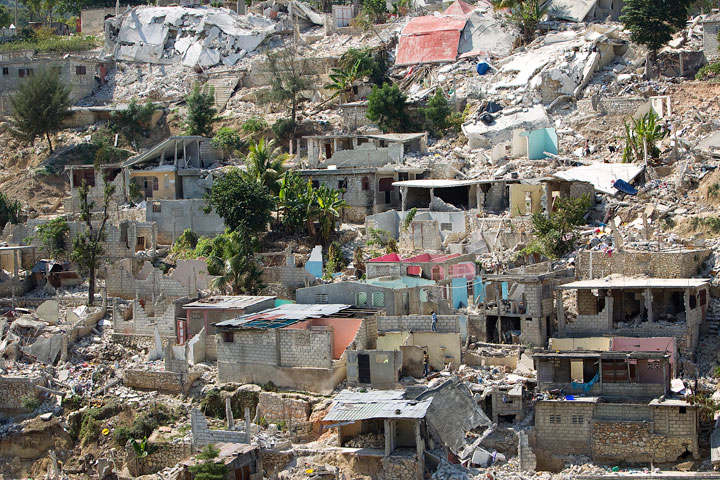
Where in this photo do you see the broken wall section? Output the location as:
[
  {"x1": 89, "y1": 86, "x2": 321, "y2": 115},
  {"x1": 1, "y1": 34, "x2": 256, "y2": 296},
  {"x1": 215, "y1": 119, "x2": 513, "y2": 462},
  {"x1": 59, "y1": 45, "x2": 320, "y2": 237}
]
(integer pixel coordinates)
[
  {"x1": 106, "y1": 259, "x2": 209, "y2": 301},
  {"x1": 576, "y1": 249, "x2": 711, "y2": 280}
]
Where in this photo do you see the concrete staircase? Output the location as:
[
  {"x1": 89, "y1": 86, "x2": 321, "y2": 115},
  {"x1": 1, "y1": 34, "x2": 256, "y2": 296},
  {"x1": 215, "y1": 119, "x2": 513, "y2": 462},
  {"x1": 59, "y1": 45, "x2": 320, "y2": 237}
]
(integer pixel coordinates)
[
  {"x1": 205, "y1": 72, "x2": 241, "y2": 111},
  {"x1": 707, "y1": 298, "x2": 720, "y2": 335}
]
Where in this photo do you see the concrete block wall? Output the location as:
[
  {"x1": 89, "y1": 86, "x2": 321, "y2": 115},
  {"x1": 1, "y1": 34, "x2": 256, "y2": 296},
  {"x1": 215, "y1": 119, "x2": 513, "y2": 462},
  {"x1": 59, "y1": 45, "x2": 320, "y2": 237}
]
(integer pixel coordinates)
[
  {"x1": 576, "y1": 249, "x2": 711, "y2": 280},
  {"x1": 705, "y1": 21, "x2": 720, "y2": 57},
  {"x1": 535, "y1": 401, "x2": 595, "y2": 456},
  {"x1": 218, "y1": 330, "x2": 278, "y2": 366},
  {"x1": 520, "y1": 316, "x2": 545, "y2": 347},
  {"x1": 354, "y1": 316, "x2": 378, "y2": 350},
  {"x1": 191, "y1": 408, "x2": 247, "y2": 447},
  {"x1": 278, "y1": 329, "x2": 332, "y2": 369},
  {"x1": 255, "y1": 391, "x2": 314, "y2": 440},
  {"x1": 653, "y1": 405, "x2": 698, "y2": 437},
  {"x1": 262, "y1": 266, "x2": 317, "y2": 288},
  {"x1": 594, "y1": 403, "x2": 651, "y2": 421},
  {"x1": 106, "y1": 261, "x2": 192, "y2": 301},
  {"x1": 112, "y1": 300, "x2": 176, "y2": 337},
  {"x1": 377, "y1": 315, "x2": 459, "y2": 333},
  {"x1": 145, "y1": 199, "x2": 224, "y2": 245}
]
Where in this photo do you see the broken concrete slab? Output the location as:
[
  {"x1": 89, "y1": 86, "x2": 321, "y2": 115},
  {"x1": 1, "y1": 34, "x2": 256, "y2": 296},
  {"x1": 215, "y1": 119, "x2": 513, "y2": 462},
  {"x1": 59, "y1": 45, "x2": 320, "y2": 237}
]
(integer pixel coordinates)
[
  {"x1": 553, "y1": 163, "x2": 645, "y2": 195},
  {"x1": 463, "y1": 105, "x2": 552, "y2": 148},
  {"x1": 21, "y1": 334, "x2": 63, "y2": 365},
  {"x1": 106, "y1": 6, "x2": 275, "y2": 68},
  {"x1": 36, "y1": 300, "x2": 59, "y2": 325}
]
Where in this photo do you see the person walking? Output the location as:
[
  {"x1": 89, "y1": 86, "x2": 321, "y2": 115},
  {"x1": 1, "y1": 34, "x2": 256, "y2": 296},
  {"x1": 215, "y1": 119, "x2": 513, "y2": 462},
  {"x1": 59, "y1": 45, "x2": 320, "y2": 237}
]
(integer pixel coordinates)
[
  {"x1": 431, "y1": 310, "x2": 438, "y2": 332},
  {"x1": 423, "y1": 351, "x2": 429, "y2": 377}
]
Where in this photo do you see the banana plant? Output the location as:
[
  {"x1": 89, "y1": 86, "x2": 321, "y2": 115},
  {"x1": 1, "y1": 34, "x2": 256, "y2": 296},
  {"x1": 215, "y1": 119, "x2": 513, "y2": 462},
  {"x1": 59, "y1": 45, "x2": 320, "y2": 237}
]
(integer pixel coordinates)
[{"x1": 325, "y1": 59, "x2": 362, "y2": 103}]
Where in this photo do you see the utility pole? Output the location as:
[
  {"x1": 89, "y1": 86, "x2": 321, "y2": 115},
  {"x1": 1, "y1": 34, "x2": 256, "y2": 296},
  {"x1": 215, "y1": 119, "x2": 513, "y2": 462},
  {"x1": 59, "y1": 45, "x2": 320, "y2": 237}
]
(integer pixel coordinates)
[{"x1": 14, "y1": 0, "x2": 17, "y2": 28}]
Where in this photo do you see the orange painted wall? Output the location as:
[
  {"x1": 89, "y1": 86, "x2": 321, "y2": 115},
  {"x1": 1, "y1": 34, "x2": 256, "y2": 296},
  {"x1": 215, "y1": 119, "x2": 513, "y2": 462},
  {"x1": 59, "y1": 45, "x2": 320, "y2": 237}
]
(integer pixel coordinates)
[{"x1": 288, "y1": 317, "x2": 363, "y2": 359}]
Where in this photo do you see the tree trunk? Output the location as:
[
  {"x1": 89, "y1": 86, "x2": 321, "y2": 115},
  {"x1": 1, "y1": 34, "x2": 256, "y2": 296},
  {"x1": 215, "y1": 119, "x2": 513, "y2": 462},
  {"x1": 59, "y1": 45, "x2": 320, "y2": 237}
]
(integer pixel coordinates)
[
  {"x1": 88, "y1": 264, "x2": 95, "y2": 306},
  {"x1": 46, "y1": 132, "x2": 53, "y2": 154}
]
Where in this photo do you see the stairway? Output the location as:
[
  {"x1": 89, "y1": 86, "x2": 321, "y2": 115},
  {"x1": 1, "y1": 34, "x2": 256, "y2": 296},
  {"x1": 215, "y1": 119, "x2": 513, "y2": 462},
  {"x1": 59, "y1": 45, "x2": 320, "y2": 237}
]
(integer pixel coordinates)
[
  {"x1": 205, "y1": 72, "x2": 241, "y2": 111},
  {"x1": 708, "y1": 298, "x2": 720, "y2": 335}
]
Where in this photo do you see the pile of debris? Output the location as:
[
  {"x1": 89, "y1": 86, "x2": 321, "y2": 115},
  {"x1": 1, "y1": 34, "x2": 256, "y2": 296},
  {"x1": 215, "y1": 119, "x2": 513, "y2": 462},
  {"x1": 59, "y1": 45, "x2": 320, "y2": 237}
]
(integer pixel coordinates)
[{"x1": 105, "y1": 6, "x2": 276, "y2": 67}]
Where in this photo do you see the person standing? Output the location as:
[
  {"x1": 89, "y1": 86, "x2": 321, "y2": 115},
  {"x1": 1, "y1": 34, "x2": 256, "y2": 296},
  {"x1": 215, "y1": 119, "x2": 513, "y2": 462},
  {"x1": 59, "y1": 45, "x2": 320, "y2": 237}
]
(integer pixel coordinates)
[
  {"x1": 431, "y1": 310, "x2": 438, "y2": 332},
  {"x1": 423, "y1": 351, "x2": 429, "y2": 377}
]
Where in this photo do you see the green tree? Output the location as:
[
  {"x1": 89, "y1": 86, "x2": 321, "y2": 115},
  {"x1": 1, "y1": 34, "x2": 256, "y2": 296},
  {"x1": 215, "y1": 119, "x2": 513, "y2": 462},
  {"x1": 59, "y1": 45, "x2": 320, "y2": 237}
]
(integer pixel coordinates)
[
  {"x1": 261, "y1": 46, "x2": 315, "y2": 126},
  {"x1": 362, "y1": 0, "x2": 387, "y2": 24},
  {"x1": 207, "y1": 231, "x2": 265, "y2": 295},
  {"x1": 0, "y1": 193, "x2": 22, "y2": 230},
  {"x1": 491, "y1": 0, "x2": 547, "y2": 44},
  {"x1": 244, "y1": 138, "x2": 286, "y2": 195},
  {"x1": 366, "y1": 83, "x2": 410, "y2": 133},
  {"x1": 184, "y1": 83, "x2": 218, "y2": 137},
  {"x1": 337, "y1": 47, "x2": 388, "y2": 86},
  {"x1": 71, "y1": 174, "x2": 115, "y2": 306},
  {"x1": 211, "y1": 127, "x2": 244, "y2": 160},
  {"x1": 277, "y1": 171, "x2": 313, "y2": 234},
  {"x1": 620, "y1": 0, "x2": 693, "y2": 77},
  {"x1": 111, "y1": 98, "x2": 157, "y2": 150},
  {"x1": 10, "y1": 68, "x2": 72, "y2": 154},
  {"x1": 623, "y1": 111, "x2": 665, "y2": 163},
  {"x1": 36, "y1": 217, "x2": 69, "y2": 259},
  {"x1": 420, "y1": 89, "x2": 453, "y2": 135},
  {"x1": 189, "y1": 445, "x2": 227, "y2": 480},
  {"x1": 205, "y1": 167, "x2": 275, "y2": 235},
  {"x1": 315, "y1": 185, "x2": 347, "y2": 245},
  {"x1": 522, "y1": 194, "x2": 593, "y2": 259},
  {"x1": 0, "y1": 5, "x2": 11, "y2": 27}
]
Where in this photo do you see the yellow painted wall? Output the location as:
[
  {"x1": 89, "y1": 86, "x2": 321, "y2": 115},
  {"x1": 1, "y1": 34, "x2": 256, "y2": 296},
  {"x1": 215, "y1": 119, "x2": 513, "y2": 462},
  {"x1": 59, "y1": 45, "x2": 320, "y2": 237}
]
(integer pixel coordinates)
[
  {"x1": 509, "y1": 184, "x2": 543, "y2": 217},
  {"x1": 548, "y1": 337, "x2": 612, "y2": 351},
  {"x1": 129, "y1": 170, "x2": 177, "y2": 200},
  {"x1": 376, "y1": 331, "x2": 461, "y2": 370}
]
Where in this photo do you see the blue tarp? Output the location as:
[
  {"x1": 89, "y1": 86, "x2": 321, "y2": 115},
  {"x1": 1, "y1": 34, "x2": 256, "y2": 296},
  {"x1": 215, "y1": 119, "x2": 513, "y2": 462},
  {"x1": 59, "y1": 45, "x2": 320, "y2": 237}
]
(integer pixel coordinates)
[
  {"x1": 476, "y1": 62, "x2": 490, "y2": 75},
  {"x1": 571, "y1": 372, "x2": 599, "y2": 394},
  {"x1": 613, "y1": 179, "x2": 637, "y2": 196}
]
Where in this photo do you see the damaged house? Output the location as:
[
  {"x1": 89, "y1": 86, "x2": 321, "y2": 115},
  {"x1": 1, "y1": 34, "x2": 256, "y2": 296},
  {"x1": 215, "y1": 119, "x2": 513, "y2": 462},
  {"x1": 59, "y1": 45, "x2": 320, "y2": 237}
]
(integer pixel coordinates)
[
  {"x1": 215, "y1": 303, "x2": 378, "y2": 394},
  {"x1": 556, "y1": 277, "x2": 709, "y2": 358},
  {"x1": 296, "y1": 276, "x2": 451, "y2": 316},
  {"x1": 476, "y1": 263, "x2": 573, "y2": 347},
  {"x1": 323, "y1": 389, "x2": 431, "y2": 480},
  {"x1": 533, "y1": 350, "x2": 699, "y2": 465},
  {"x1": 299, "y1": 133, "x2": 429, "y2": 222}
]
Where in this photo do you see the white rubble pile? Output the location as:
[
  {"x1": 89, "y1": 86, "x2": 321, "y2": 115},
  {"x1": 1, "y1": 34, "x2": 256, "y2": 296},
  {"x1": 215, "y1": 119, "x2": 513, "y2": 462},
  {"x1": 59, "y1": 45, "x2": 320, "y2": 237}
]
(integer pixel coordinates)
[{"x1": 105, "y1": 6, "x2": 275, "y2": 68}]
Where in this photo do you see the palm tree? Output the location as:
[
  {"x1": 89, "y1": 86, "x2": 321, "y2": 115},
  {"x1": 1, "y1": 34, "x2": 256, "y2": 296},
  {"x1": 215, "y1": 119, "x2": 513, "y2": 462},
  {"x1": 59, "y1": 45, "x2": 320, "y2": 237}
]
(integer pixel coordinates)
[
  {"x1": 315, "y1": 185, "x2": 347, "y2": 245},
  {"x1": 325, "y1": 59, "x2": 362, "y2": 103},
  {"x1": 244, "y1": 138, "x2": 286, "y2": 195},
  {"x1": 207, "y1": 233, "x2": 265, "y2": 295}
]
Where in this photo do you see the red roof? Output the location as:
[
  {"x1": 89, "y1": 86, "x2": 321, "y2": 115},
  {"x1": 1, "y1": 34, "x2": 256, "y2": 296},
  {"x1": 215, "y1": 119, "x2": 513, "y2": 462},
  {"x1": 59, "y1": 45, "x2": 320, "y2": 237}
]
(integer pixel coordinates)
[
  {"x1": 397, "y1": 15, "x2": 467, "y2": 66},
  {"x1": 396, "y1": 29, "x2": 462, "y2": 66},
  {"x1": 443, "y1": 0, "x2": 474, "y2": 17},
  {"x1": 401, "y1": 15, "x2": 467, "y2": 35},
  {"x1": 369, "y1": 252, "x2": 403, "y2": 263}
]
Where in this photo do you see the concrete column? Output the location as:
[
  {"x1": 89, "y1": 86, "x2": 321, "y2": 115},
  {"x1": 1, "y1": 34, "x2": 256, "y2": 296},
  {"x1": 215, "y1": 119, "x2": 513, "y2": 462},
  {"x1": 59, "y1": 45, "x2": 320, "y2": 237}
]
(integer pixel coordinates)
[
  {"x1": 429, "y1": 188, "x2": 435, "y2": 204},
  {"x1": 557, "y1": 290, "x2": 565, "y2": 332},
  {"x1": 225, "y1": 397, "x2": 234, "y2": 429},
  {"x1": 644, "y1": 288, "x2": 653, "y2": 322},
  {"x1": 400, "y1": 186, "x2": 407, "y2": 212},
  {"x1": 384, "y1": 419, "x2": 392, "y2": 457},
  {"x1": 414, "y1": 421, "x2": 424, "y2": 480},
  {"x1": 245, "y1": 407, "x2": 251, "y2": 443}
]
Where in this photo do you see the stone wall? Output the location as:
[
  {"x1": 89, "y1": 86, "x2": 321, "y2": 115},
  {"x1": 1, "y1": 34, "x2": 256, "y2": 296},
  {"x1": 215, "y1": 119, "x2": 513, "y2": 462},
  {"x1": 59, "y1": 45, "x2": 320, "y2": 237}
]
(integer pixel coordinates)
[
  {"x1": 256, "y1": 392, "x2": 316, "y2": 442},
  {"x1": 260, "y1": 449, "x2": 294, "y2": 476},
  {"x1": 122, "y1": 368, "x2": 200, "y2": 394},
  {"x1": 591, "y1": 418, "x2": 697, "y2": 463},
  {"x1": 380, "y1": 455, "x2": 418, "y2": 480},
  {"x1": 0, "y1": 376, "x2": 46, "y2": 412},
  {"x1": 576, "y1": 249, "x2": 711, "y2": 280},
  {"x1": 125, "y1": 440, "x2": 191, "y2": 477}
]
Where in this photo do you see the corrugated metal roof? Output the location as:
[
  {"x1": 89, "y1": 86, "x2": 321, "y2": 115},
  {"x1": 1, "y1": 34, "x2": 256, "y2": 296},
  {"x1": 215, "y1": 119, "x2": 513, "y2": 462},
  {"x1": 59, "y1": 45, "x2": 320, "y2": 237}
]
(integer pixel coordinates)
[
  {"x1": 402, "y1": 16, "x2": 467, "y2": 35},
  {"x1": 396, "y1": 30, "x2": 462, "y2": 66},
  {"x1": 443, "y1": 0, "x2": 475, "y2": 17},
  {"x1": 183, "y1": 295, "x2": 275, "y2": 310},
  {"x1": 215, "y1": 303, "x2": 352, "y2": 329},
  {"x1": 334, "y1": 390, "x2": 406, "y2": 402},
  {"x1": 323, "y1": 399, "x2": 432, "y2": 422}
]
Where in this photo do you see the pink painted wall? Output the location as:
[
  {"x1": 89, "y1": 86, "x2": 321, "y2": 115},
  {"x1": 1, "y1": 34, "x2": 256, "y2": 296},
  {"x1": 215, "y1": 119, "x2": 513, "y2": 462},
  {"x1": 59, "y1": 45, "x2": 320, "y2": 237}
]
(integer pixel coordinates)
[
  {"x1": 286, "y1": 318, "x2": 363, "y2": 359},
  {"x1": 612, "y1": 336, "x2": 676, "y2": 367}
]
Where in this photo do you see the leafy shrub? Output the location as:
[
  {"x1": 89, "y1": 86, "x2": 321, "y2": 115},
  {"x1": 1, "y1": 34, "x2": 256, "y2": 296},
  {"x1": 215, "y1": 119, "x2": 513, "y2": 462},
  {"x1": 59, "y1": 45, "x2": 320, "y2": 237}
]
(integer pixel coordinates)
[
  {"x1": 272, "y1": 118, "x2": 295, "y2": 142},
  {"x1": 171, "y1": 229, "x2": 199, "y2": 257},
  {"x1": 36, "y1": 217, "x2": 69, "y2": 259},
  {"x1": 242, "y1": 116, "x2": 269, "y2": 134},
  {"x1": 211, "y1": 127, "x2": 244, "y2": 159},
  {"x1": 709, "y1": 183, "x2": 720, "y2": 199},
  {"x1": 520, "y1": 194, "x2": 593, "y2": 259},
  {"x1": 0, "y1": 34, "x2": 99, "y2": 54},
  {"x1": 420, "y1": 89, "x2": 453, "y2": 135},
  {"x1": 21, "y1": 394, "x2": 40, "y2": 411},
  {"x1": 696, "y1": 62, "x2": 720, "y2": 81},
  {"x1": 366, "y1": 83, "x2": 410, "y2": 133},
  {"x1": 200, "y1": 390, "x2": 225, "y2": 419}
]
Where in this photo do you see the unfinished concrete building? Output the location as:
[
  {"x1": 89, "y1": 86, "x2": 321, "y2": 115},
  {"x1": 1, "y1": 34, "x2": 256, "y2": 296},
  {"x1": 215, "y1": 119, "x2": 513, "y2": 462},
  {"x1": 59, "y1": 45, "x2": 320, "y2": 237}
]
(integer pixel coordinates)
[
  {"x1": 508, "y1": 178, "x2": 594, "y2": 217},
  {"x1": 0, "y1": 55, "x2": 109, "y2": 115},
  {"x1": 533, "y1": 350, "x2": 698, "y2": 465},
  {"x1": 475, "y1": 264, "x2": 573, "y2": 347},
  {"x1": 394, "y1": 179, "x2": 518, "y2": 213},
  {"x1": 296, "y1": 276, "x2": 451, "y2": 316},
  {"x1": 179, "y1": 295, "x2": 275, "y2": 361},
  {"x1": 324, "y1": 390, "x2": 430, "y2": 480},
  {"x1": 215, "y1": 303, "x2": 378, "y2": 394},
  {"x1": 557, "y1": 277, "x2": 709, "y2": 358}
]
